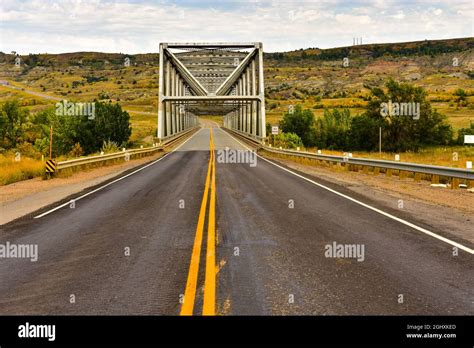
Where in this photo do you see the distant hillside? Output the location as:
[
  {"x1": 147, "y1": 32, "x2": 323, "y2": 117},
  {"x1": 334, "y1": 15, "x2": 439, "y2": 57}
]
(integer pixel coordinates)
[
  {"x1": 0, "y1": 51, "x2": 159, "y2": 73},
  {"x1": 0, "y1": 37, "x2": 472, "y2": 131},
  {"x1": 266, "y1": 37, "x2": 474, "y2": 64},
  {"x1": 1, "y1": 37, "x2": 472, "y2": 69}
]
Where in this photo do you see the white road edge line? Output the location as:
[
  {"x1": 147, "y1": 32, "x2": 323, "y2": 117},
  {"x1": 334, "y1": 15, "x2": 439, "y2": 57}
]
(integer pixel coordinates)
[
  {"x1": 222, "y1": 128, "x2": 474, "y2": 255},
  {"x1": 34, "y1": 128, "x2": 203, "y2": 219}
]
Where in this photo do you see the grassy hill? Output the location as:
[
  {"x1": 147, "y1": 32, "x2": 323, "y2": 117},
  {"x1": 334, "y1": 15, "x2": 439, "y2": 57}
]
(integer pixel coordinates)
[
  {"x1": 0, "y1": 37, "x2": 473, "y2": 185},
  {"x1": 0, "y1": 37, "x2": 473, "y2": 140}
]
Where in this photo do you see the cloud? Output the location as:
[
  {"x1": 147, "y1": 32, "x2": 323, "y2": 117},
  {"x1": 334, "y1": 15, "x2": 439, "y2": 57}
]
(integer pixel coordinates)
[
  {"x1": 392, "y1": 10, "x2": 405, "y2": 20},
  {"x1": 0, "y1": 0, "x2": 472, "y2": 54}
]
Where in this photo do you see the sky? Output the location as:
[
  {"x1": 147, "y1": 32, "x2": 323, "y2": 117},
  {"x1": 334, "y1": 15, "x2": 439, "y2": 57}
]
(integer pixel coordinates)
[{"x1": 0, "y1": 0, "x2": 472, "y2": 54}]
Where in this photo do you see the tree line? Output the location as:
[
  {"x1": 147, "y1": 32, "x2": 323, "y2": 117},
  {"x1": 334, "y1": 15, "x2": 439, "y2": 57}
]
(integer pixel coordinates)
[
  {"x1": 0, "y1": 100, "x2": 132, "y2": 158},
  {"x1": 266, "y1": 39, "x2": 473, "y2": 63},
  {"x1": 279, "y1": 80, "x2": 470, "y2": 151}
]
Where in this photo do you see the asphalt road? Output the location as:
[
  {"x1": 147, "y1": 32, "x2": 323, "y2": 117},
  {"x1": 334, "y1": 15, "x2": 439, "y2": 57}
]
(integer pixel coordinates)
[{"x1": 0, "y1": 125, "x2": 472, "y2": 315}]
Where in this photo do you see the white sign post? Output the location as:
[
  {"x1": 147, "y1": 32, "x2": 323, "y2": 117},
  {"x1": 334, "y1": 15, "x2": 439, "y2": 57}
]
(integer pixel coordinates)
[
  {"x1": 271, "y1": 126, "x2": 279, "y2": 147},
  {"x1": 464, "y1": 135, "x2": 474, "y2": 144}
]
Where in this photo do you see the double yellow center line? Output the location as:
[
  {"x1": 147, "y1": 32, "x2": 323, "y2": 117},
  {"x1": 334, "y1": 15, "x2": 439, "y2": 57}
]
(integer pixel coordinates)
[{"x1": 180, "y1": 128, "x2": 217, "y2": 316}]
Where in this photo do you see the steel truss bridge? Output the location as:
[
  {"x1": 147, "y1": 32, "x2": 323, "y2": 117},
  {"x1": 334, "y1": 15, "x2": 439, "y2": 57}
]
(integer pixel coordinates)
[{"x1": 157, "y1": 42, "x2": 266, "y2": 141}]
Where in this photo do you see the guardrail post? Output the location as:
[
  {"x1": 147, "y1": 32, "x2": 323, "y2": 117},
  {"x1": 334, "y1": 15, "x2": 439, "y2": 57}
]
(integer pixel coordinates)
[
  {"x1": 414, "y1": 172, "x2": 421, "y2": 182},
  {"x1": 451, "y1": 177, "x2": 459, "y2": 190}
]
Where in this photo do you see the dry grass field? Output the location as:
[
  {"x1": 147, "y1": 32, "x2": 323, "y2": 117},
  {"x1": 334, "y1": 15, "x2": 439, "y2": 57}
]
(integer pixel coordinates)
[{"x1": 0, "y1": 38, "x2": 472, "y2": 185}]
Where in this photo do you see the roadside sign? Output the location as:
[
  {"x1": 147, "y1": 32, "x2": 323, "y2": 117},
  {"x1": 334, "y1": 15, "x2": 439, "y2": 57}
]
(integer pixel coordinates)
[
  {"x1": 45, "y1": 159, "x2": 57, "y2": 173},
  {"x1": 464, "y1": 135, "x2": 474, "y2": 144},
  {"x1": 271, "y1": 126, "x2": 279, "y2": 135}
]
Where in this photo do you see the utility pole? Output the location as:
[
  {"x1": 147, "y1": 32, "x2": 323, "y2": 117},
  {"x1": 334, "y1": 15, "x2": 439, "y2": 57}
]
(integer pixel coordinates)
[
  {"x1": 49, "y1": 126, "x2": 53, "y2": 159},
  {"x1": 379, "y1": 126, "x2": 382, "y2": 154}
]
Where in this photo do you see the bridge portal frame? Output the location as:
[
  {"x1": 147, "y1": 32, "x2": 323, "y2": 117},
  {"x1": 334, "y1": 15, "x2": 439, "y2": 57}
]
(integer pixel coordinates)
[{"x1": 157, "y1": 42, "x2": 266, "y2": 142}]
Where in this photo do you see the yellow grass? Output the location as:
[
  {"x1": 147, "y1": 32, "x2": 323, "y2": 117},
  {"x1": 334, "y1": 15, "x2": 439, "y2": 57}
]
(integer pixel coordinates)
[
  {"x1": 0, "y1": 154, "x2": 45, "y2": 185},
  {"x1": 127, "y1": 110, "x2": 156, "y2": 144}
]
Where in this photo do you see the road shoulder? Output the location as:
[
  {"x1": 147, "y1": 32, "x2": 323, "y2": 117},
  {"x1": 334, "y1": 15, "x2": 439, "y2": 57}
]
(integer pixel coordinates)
[
  {"x1": 0, "y1": 151, "x2": 166, "y2": 225},
  {"x1": 262, "y1": 153, "x2": 474, "y2": 245}
]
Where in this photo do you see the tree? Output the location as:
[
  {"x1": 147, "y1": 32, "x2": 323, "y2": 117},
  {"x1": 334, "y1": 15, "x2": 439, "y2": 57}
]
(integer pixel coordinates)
[
  {"x1": 349, "y1": 114, "x2": 381, "y2": 151},
  {"x1": 364, "y1": 79, "x2": 452, "y2": 151},
  {"x1": 33, "y1": 107, "x2": 83, "y2": 156},
  {"x1": 273, "y1": 132, "x2": 303, "y2": 149},
  {"x1": 279, "y1": 105, "x2": 315, "y2": 146},
  {"x1": 0, "y1": 100, "x2": 29, "y2": 148},
  {"x1": 32, "y1": 100, "x2": 132, "y2": 156},
  {"x1": 456, "y1": 123, "x2": 474, "y2": 145},
  {"x1": 453, "y1": 88, "x2": 467, "y2": 107},
  {"x1": 92, "y1": 101, "x2": 132, "y2": 150},
  {"x1": 313, "y1": 108, "x2": 352, "y2": 150}
]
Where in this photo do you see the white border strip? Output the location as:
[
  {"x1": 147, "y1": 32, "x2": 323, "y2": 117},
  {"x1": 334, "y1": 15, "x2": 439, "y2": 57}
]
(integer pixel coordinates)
[
  {"x1": 222, "y1": 128, "x2": 474, "y2": 255},
  {"x1": 34, "y1": 128, "x2": 203, "y2": 219}
]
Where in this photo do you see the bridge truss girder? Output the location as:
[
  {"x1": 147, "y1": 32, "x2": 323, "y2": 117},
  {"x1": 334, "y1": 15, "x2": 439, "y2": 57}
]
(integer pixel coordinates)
[{"x1": 157, "y1": 42, "x2": 266, "y2": 141}]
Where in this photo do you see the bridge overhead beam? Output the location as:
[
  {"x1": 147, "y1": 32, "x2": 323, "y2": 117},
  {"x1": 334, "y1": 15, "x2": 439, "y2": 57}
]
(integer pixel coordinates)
[{"x1": 158, "y1": 42, "x2": 266, "y2": 141}]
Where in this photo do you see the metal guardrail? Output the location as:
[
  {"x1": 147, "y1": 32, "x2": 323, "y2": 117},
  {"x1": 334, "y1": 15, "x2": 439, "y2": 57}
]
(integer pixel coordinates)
[
  {"x1": 158, "y1": 126, "x2": 200, "y2": 146},
  {"x1": 224, "y1": 127, "x2": 474, "y2": 181},
  {"x1": 56, "y1": 127, "x2": 199, "y2": 172},
  {"x1": 263, "y1": 147, "x2": 474, "y2": 180},
  {"x1": 227, "y1": 128, "x2": 264, "y2": 144},
  {"x1": 57, "y1": 146, "x2": 162, "y2": 170}
]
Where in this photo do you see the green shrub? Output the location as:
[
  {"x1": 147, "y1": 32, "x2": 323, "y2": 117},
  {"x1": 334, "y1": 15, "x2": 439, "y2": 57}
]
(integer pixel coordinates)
[
  {"x1": 279, "y1": 105, "x2": 315, "y2": 146},
  {"x1": 101, "y1": 140, "x2": 119, "y2": 154},
  {"x1": 273, "y1": 132, "x2": 303, "y2": 149},
  {"x1": 69, "y1": 142, "x2": 84, "y2": 157}
]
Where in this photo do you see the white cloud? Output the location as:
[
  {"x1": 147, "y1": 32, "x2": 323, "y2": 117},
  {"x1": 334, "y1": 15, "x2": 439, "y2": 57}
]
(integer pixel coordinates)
[
  {"x1": 392, "y1": 10, "x2": 405, "y2": 20},
  {"x1": 0, "y1": 0, "x2": 472, "y2": 54}
]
